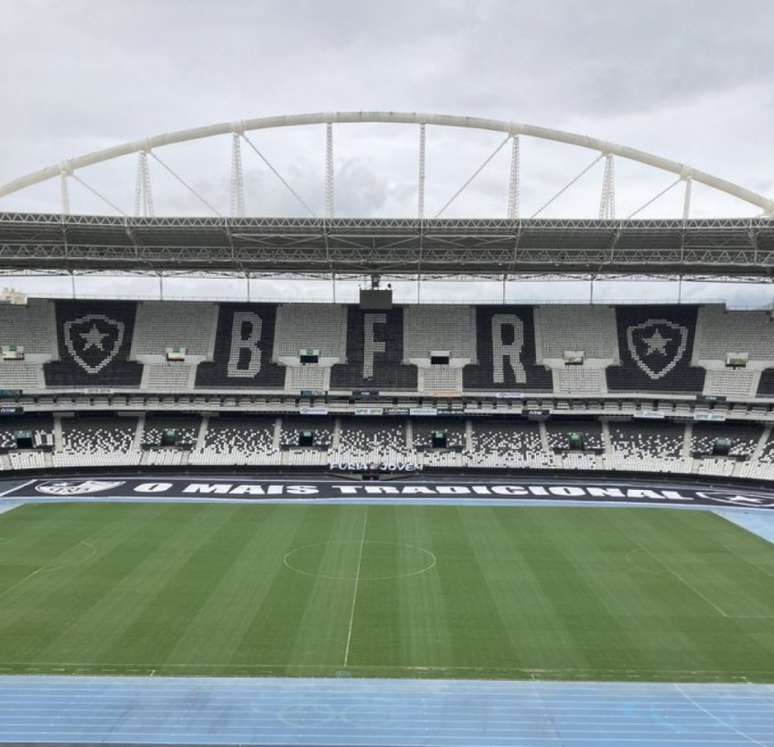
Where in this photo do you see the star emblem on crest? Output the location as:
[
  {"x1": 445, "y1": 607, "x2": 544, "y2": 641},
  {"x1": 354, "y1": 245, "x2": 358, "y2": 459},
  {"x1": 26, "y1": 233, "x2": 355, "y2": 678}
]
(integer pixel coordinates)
[
  {"x1": 63, "y1": 314, "x2": 125, "y2": 374},
  {"x1": 626, "y1": 318, "x2": 689, "y2": 380},
  {"x1": 641, "y1": 329, "x2": 669, "y2": 356},
  {"x1": 80, "y1": 324, "x2": 111, "y2": 351}
]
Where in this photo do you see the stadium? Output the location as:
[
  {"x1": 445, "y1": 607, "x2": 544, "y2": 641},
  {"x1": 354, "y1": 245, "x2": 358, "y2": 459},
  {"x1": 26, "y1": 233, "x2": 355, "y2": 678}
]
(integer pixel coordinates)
[{"x1": 1, "y1": 112, "x2": 774, "y2": 745}]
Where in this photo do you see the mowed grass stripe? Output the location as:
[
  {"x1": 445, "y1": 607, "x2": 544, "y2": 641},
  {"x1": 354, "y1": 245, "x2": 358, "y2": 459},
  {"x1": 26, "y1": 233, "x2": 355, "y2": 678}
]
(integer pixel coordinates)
[
  {"x1": 468, "y1": 507, "x2": 607, "y2": 672},
  {"x1": 1, "y1": 503, "x2": 774, "y2": 682},
  {"x1": 0, "y1": 503, "x2": 177, "y2": 658},
  {"x1": 370, "y1": 506, "x2": 455, "y2": 668},
  {"x1": 229, "y1": 505, "x2": 360, "y2": 671},
  {"x1": 96, "y1": 505, "x2": 277, "y2": 667},
  {"x1": 39, "y1": 505, "x2": 239, "y2": 664},
  {"x1": 347, "y1": 506, "x2": 450, "y2": 668},
  {"x1": 165, "y1": 504, "x2": 298, "y2": 667},
  {"x1": 284, "y1": 506, "x2": 368, "y2": 669}
]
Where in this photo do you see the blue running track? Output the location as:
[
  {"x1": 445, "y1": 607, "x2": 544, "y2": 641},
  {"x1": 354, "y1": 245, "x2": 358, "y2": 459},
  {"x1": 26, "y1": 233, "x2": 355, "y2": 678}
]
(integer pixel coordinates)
[{"x1": 0, "y1": 675, "x2": 773, "y2": 746}]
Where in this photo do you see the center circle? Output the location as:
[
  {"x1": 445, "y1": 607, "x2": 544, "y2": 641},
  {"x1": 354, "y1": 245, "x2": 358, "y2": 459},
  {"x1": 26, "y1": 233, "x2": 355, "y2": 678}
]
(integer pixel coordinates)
[{"x1": 283, "y1": 540, "x2": 436, "y2": 581}]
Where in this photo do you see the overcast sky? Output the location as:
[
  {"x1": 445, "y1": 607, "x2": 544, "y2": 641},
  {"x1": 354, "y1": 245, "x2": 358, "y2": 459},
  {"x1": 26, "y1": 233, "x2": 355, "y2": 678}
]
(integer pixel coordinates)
[{"x1": 1, "y1": 0, "x2": 773, "y2": 302}]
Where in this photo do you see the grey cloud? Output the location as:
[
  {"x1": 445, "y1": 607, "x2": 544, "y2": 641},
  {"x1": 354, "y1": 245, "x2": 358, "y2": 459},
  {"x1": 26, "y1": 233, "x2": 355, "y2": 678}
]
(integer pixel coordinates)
[{"x1": 1, "y1": 0, "x2": 772, "y2": 222}]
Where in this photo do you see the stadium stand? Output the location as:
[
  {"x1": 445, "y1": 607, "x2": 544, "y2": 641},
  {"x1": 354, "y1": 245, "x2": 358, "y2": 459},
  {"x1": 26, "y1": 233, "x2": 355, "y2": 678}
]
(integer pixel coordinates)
[
  {"x1": 606, "y1": 305, "x2": 705, "y2": 394},
  {"x1": 335, "y1": 416, "x2": 408, "y2": 463},
  {"x1": 1, "y1": 300, "x2": 772, "y2": 402},
  {"x1": 44, "y1": 301, "x2": 143, "y2": 388},
  {"x1": 703, "y1": 369, "x2": 760, "y2": 400},
  {"x1": 279, "y1": 416, "x2": 334, "y2": 450},
  {"x1": 6, "y1": 449, "x2": 49, "y2": 470},
  {"x1": 141, "y1": 363, "x2": 198, "y2": 391},
  {"x1": 463, "y1": 306, "x2": 552, "y2": 392},
  {"x1": 0, "y1": 363, "x2": 45, "y2": 391},
  {"x1": 331, "y1": 306, "x2": 417, "y2": 391},
  {"x1": 546, "y1": 419, "x2": 604, "y2": 451},
  {"x1": 1, "y1": 408, "x2": 774, "y2": 478},
  {"x1": 691, "y1": 421, "x2": 762, "y2": 458},
  {"x1": 273, "y1": 304, "x2": 347, "y2": 392},
  {"x1": 56, "y1": 414, "x2": 139, "y2": 467},
  {"x1": 192, "y1": 414, "x2": 276, "y2": 466},
  {"x1": 142, "y1": 414, "x2": 199, "y2": 448},
  {"x1": 195, "y1": 304, "x2": 285, "y2": 390},
  {"x1": 4, "y1": 297, "x2": 774, "y2": 481},
  {"x1": 534, "y1": 305, "x2": 618, "y2": 396},
  {"x1": 131, "y1": 301, "x2": 218, "y2": 392},
  {"x1": 131, "y1": 301, "x2": 218, "y2": 358},
  {"x1": 737, "y1": 425, "x2": 774, "y2": 480},
  {"x1": 694, "y1": 306, "x2": 774, "y2": 361},
  {"x1": 469, "y1": 418, "x2": 548, "y2": 468},
  {"x1": 0, "y1": 414, "x2": 53, "y2": 451},
  {"x1": 536, "y1": 306, "x2": 618, "y2": 361},
  {"x1": 607, "y1": 420, "x2": 685, "y2": 473},
  {"x1": 0, "y1": 299, "x2": 57, "y2": 390},
  {"x1": 754, "y1": 428, "x2": 774, "y2": 464},
  {"x1": 413, "y1": 416, "x2": 466, "y2": 452},
  {"x1": 412, "y1": 417, "x2": 467, "y2": 468},
  {"x1": 693, "y1": 306, "x2": 774, "y2": 399},
  {"x1": 404, "y1": 305, "x2": 476, "y2": 395}
]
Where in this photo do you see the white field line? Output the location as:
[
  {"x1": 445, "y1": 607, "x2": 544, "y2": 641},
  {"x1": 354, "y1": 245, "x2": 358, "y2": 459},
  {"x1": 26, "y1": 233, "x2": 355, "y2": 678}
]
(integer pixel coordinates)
[
  {"x1": 0, "y1": 478, "x2": 36, "y2": 497},
  {"x1": 0, "y1": 567, "x2": 43, "y2": 603},
  {"x1": 673, "y1": 682, "x2": 768, "y2": 747},
  {"x1": 343, "y1": 508, "x2": 368, "y2": 666},
  {"x1": 641, "y1": 546, "x2": 731, "y2": 618},
  {"x1": 0, "y1": 540, "x2": 96, "y2": 603}
]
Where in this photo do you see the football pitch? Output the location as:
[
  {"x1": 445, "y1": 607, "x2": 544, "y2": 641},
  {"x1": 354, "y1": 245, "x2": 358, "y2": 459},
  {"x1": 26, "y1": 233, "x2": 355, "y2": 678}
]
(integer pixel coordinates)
[{"x1": 1, "y1": 502, "x2": 774, "y2": 682}]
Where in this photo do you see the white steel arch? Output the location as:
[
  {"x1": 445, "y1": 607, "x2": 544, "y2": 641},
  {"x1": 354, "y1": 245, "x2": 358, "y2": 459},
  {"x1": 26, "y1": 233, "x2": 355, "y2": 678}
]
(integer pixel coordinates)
[{"x1": 0, "y1": 111, "x2": 772, "y2": 216}]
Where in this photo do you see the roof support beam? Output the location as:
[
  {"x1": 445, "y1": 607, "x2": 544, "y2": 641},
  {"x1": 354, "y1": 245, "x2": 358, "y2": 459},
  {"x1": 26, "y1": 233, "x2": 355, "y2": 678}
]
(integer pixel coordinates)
[
  {"x1": 3, "y1": 112, "x2": 769, "y2": 215},
  {"x1": 507, "y1": 136, "x2": 520, "y2": 220},
  {"x1": 325, "y1": 123, "x2": 334, "y2": 220},
  {"x1": 230, "y1": 133, "x2": 245, "y2": 218},
  {"x1": 417, "y1": 124, "x2": 426, "y2": 220}
]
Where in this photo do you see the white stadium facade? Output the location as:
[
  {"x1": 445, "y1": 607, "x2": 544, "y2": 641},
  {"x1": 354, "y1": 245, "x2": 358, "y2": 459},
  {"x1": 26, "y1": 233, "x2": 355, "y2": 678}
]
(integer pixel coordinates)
[{"x1": 1, "y1": 112, "x2": 774, "y2": 494}]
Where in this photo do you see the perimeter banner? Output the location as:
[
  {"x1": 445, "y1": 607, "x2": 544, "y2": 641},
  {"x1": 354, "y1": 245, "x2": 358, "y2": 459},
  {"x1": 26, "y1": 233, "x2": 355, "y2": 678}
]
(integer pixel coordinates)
[{"x1": 6, "y1": 477, "x2": 774, "y2": 508}]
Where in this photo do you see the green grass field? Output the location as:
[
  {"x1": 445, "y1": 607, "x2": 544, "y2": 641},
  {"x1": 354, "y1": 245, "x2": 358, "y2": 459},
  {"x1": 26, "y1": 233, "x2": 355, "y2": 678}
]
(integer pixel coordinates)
[{"x1": 1, "y1": 502, "x2": 774, "y2": 682}]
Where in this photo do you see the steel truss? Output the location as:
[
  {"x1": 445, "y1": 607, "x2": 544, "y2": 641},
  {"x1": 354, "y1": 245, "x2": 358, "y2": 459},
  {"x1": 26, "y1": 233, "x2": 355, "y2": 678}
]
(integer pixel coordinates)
[
  {"x1": 3, "y1": 112, "x2": 773, "y2": 216},
  {"x1": 0, "y1": 213, "x2": 772, "y2": 280}
]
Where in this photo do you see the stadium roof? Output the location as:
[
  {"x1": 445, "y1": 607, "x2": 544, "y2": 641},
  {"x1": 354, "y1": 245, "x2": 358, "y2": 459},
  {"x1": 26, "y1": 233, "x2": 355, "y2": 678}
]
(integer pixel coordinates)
[
  {"x1": 3, "y1": 112, "x2": 773, "y2": 217},
  {"x1": 1, "y1": 212, "x2": 773, "y2": 280}
]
